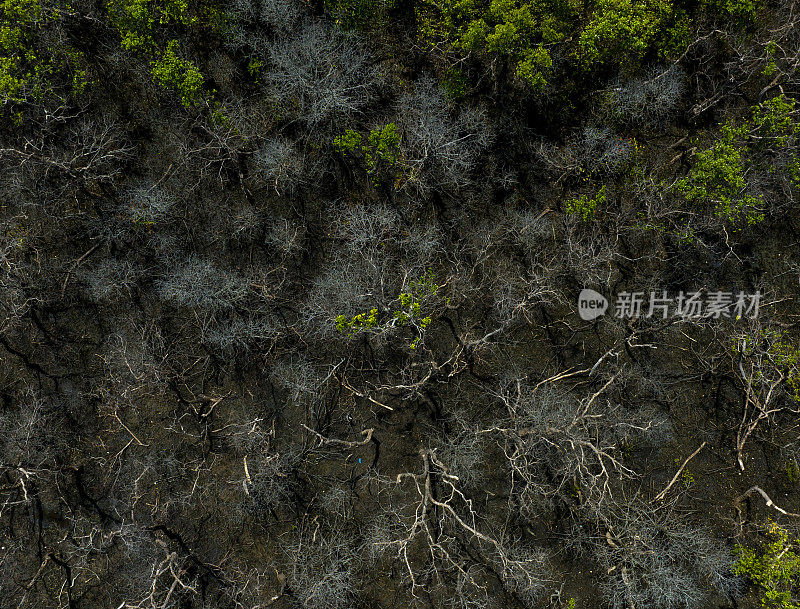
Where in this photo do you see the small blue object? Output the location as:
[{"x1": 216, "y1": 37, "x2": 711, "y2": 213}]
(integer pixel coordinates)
[{"x1": 358, "y1": 458, "x2": 362, "y2": 463}]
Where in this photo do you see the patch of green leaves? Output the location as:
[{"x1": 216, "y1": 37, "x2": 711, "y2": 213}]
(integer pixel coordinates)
[
  {"x1": 676, "y1": 95, "x2": 800, "y2": 226},
  {"x1": 325, "y1": 0, "x2": 396, "y2": 31},
  {"x1": 441, "y1": 66, "x2": 468, "y2": 101},
  {"x1": 335, "y1": 270, "x2": 441, "y2": 350},
  {"x1": 565, "y1": 185, "x2": 606, "y2": 221},
  {"x1": 417, "y1": 0, "x2": 568, "y2": 89},
  {"x1": 676, "y1": 123, "x2": 764, "y2": 226},
  {"x1": 0, "y1": 0, "x2": 90, "y2": 107},
  {"x1": 150, "y1": 39, "x2": 204, "y2": 107},
  {"x1": 334, "y1": 123, "x2": 402, "y2": 185},
  {"x1": 733, "y1": 522, "x2": 800, "y2": 609},
  {"x1": 107, "y1": 0, "x2": 223, "y2": 111},
  {"x1": 577, "y1": 0, "x2": 677, "y2": 69}
]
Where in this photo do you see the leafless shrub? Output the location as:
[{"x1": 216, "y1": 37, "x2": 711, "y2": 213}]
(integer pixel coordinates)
[
  {"x1": 591, "y1": 500, "x2": 733, "y2": 609},
  {"x1": 223, "y1": 0, "x2": 302, "y2": 51},
  {"x1": 123, "y1": 185, "x2": 176, "y2": 226},
  {"x1": 266, "y1": 22, "x2": 379, "y2": 127},
  {"x1": 319, "y1": 485, "x2": 353, "y2": 521},
  {"x1": 487, "y1": 374, "x2": 671, "y2": 516},
  {"x1": 0, "y1": 390, "x2": 52, "y2": 469},
  {"x1": 155, "y1": 255, "x2": 249, "y2": 311},
  {"x1": 300, "y1": 250, "x2": 390, "y2": 337},
  {"x1": 270, "y1": 356, "x2": 327, "y2": 406},
  {"x1": 328, "y1": 201, "x2": 400, "y2": 261},
  {"x1": 607, "y1": 65, "x2": 686, "y2": 128},
  {"x1": 365, "y1": 450, "x2": 551, "y2": 604},
  {"x1": 231, "y1": 205, "x2": 266, "y2": 243},
  {"x1": 201, "y1": 314, "x2": 278, "y2": 353},
  {"x1": 245, "y1": 448, "x2": 299, "y2": 513},
  {"x1": 100, "y1": 324, "x2": 168, "y2": 393},
  {"x1": 264, "y1": 217, "x2": 306, "y2": 257},
  {"x1": 254, "y1": 137, "x2": 325, "y2": 196},
  {"x1": 434, "y1": 425, "x2": 485, "y2": 488},
  {"x1": 399, "y1": 77, "x2": 493, "y2": 195},
  {"x1": 537, "y1": 126, "x2": 633, "y2": 180},
  {"x1": 285, "y1": 531, "x2": 359, "y2": 609},
  {"x1": 80, "y1": 258, "x2": 138, "y2": 302}
]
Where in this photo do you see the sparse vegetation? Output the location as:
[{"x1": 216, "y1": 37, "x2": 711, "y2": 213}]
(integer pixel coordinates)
[{"x1": 2, "y1": 0, "x2": 800, "y2": 608}]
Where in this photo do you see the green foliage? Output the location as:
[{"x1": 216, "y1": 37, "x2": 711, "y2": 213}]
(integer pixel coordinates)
[
  {"x1": 736, "y1": 326, "x2": 800, "y2": 401},
  {"x1": 333, "y1": 129, "x2": 363, "y2": 154},
  {"x1": 675, "y1": 96, "x2": 800, "y2": 226},
  {"x1": 752, "y1": 94, "x2": 799, "y2": 147},
  {"x1": 516, "y1": 44, "x2": 552, "y2": 88},
  {"x1": 441, "y1": 66, "x2": 468, "y2": 101},
  {"x1": 150, "y1": 39, "x2": 204, "y2": 107},
  {"x1": 107, "y1": 0, "x2": 220, "y2": 109},
  {"x1": 108, "y1": 0, "x2": 156, "y2": 51},
  {"x1": 733, "y1": 522, "x2": 800, "y2": 609},
  {"x1": 365, "y1": 123, "x2": 401, "y2": 172},
  {"x1": 787, "y1": 461, "x2": 800, "y2": 485},
  {"x1": 0, "y1": 56, "x2": 25, "y2": 100},
  {"x1": 0, "y1": 0, "x2": 90, "y2": 106},
  {"x1": 393, "y1": 270, "x2": 439, "y2": 326},
  {"x1": 107, "y1": 0, "x2": 197, "y2": 52},
  {"x1": 334, "y1": 124, "x2": 402, "y2": 184},
  {"x1": 336, "y1": 308, "x2": 380, "y2": 336},
  {"x1": 417, "y1": 0, "x2": 690, "y2": 87},
  {"x1": 326, "y1": 0, "x2": 395, "y2": 30},
  {"x1": 676, "y1": 123, "x2": 764, "y2": 226},
  {"x1": 417, "y1": 0, "x2": 569, "y2": 89},
  {"x1": 565, "y1": 185, "x2": 606, "y2": 221},
  {"x1": 763, "y1": 40, "x2": 778, "y2": 77},
  {"x1": 762, "y1": 338, "x2": 800, "y2": 401},
  {"x1": 247, "y1": 57, "x2": 263, "y2": 82},
  {"x1": 65, "y1": 48, "x2": 89, "y2": 94},
  {"x1": 577, "y1": 0, "x2": 677, "y2": 69},
  {"x1": 701, "y1": 0, "x2": 760, "y2": 24},
  {"x1": 0, "y1": 0, "x2": 46, "y2": 101},
  {"x1": 335, "y1": 270, "x2": 441, "y2": 349}
]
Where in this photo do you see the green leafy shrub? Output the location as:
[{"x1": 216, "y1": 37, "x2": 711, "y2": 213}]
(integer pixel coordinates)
[
  {"x1": 416, "y1": 0, "x2": 570, "y2": 89},
  {"x1": 334, "y1": 123, "x2": 402, "y2": 184},
  {"x1": 150, "y1": 40, "x2": 204, "y2": 107},
  {"x1": 441, "y1": 66, "x2": 468, "y2": 101},
  {"x1": 1, "y1": 0, "x2": 49, "y2": 102},
  {"x1": 107, "y1": 0, "x2": 220, "y2": 109},
  {"x1": 676, "y1": 123, "x2": 764, "y2": 226},
  {"x1": 752, "y1": 94, "x2": 800, "y2": 183},
  {"x1": 336, "y1": 308, "x2": 379, "y2": 336},
  {"x1": 674, "y1": 95, "x2": 800, "y2": 227},
  {"x1": 787, "y1": 461, "x2": 800, "y2": 485},
  {"x1": 0, "y1": 0, "x2": 91, "y2": 107},
  {"x1": 752, "y1": 94, "x2": 799, "y2": 145},
  {"x1": 565, "y1": 185, "x2": 606, "y2": 221},
  {"x1": 701, "y1": 0, "x2": 760, "y2": 24},
  {"x1": 107, "y1": 0, "x2": 197, "y2": 52},
  {"x1": 365, "y1": 123, "x2": 401, "y2": 171},
  {"x1": 735, "y1": 326, "x2": 800, "y2": 401},
  {"x1": 333, "y1": 129, "x2": 363, "y2": 153},
  {"x1": 733, "y1": 522, "x2": 800, "y2": 609},
  {"x1": 515, "y1": 44, "x2": 552, "y2": 88},
  {"x1": 335, "y1": 270, "x2": 441, "y2": 349},
  {"x1": 417, "y1": 0, "x2": 690, "y2": 88},
  {"x1": 577, "y1": 0, "x2": 687, "y2": 69},
  {"x1": 325, "y1": 0, "x2": 395, "y2": 30}
]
